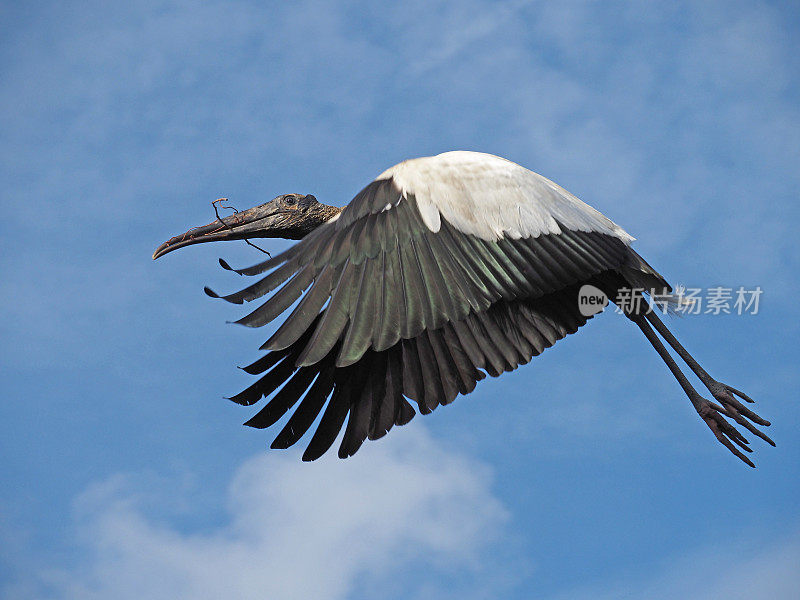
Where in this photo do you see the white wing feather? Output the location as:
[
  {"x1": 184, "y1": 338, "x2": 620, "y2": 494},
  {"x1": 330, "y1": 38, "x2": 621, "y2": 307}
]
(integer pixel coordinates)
[{"x1": 376, "y1": 151, "x2": 635, "y2": 244}]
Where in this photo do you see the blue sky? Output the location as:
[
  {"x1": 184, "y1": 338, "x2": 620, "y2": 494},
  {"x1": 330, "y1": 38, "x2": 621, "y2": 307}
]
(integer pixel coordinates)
[{"x1": 1, "y1": 1, "x2": 799, "y2": 598}]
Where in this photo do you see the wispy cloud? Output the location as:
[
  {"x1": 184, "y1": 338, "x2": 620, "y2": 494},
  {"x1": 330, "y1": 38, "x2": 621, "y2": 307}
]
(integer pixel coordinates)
[
  {"x1": 401, "y1": 0, "x2": 536, "y2": 77},
  {"x1": 3, "y1": 428, "x2": 515, "y2": 600}
]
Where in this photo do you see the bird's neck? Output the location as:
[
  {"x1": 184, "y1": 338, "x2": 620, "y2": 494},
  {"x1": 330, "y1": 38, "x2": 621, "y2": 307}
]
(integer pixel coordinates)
[
  {"x1": 317, "y1": 204, "x2": 345, "y2": 224},
  {"x1": 280, "y1": 204, "x2": 344, "y2": 240}
]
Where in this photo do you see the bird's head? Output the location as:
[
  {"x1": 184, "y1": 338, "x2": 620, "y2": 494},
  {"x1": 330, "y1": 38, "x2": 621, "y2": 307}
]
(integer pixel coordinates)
[{"x1": 152, "y1": 193, "x2": 340, "y2": 260}]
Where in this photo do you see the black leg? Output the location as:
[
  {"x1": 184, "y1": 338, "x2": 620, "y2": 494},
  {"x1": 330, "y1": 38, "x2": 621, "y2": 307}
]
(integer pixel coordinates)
[
  {"x1": 631, "y1": 313, "x2": 763, "y2": 467},
  {"x1": 644, "y1": 310, "x2": 774, "y2": 447}
]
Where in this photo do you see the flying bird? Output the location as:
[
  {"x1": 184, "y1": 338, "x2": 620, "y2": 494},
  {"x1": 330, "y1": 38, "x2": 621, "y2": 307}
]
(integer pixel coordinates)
[{"x1": 153, "y1": 151, "x2": 773, "y2": 464}]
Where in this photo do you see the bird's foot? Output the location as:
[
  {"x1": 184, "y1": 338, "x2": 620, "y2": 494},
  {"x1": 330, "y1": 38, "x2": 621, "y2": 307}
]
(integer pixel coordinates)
[{"x1": 693, "y1": 383, "x2": 774, "y2": 467}]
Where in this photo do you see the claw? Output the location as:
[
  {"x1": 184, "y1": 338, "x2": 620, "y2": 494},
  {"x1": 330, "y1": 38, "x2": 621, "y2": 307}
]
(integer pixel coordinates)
[
  {"x1": 703, "y1": 380, "x2": 774, "y2": 449},
  {"x1": 719, "y1": 392, "x2": 771, "y2": 427},
  {"x1": 718, "y1": 402, "x2": 776, "y2": 447},
  {"x1": 697, "y1": 400, "x2": 757, "y2": 467},
  {"x1": 726, "y1": 384, "x2": 756, "y2": 404}
]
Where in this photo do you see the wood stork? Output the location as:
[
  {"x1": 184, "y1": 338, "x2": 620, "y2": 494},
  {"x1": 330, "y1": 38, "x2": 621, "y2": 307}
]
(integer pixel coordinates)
[{"x1": 153, "y1": 151, "x2": 773, "y2": 465}]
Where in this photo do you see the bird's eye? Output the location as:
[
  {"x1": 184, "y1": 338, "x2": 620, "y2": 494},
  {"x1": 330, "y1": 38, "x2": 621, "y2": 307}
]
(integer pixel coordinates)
[{"x1": 284, "y1": 195, "x2": 297, "y2": 205}]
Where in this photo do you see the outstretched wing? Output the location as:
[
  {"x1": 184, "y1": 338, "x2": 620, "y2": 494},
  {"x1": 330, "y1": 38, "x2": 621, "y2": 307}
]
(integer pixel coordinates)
[{"x1": 207, "y1": 153, "x2": 634, "y2": 459}]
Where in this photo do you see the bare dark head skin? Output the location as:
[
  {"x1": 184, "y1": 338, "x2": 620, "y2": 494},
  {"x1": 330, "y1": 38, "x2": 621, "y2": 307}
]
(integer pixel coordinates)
[{"x1": 152, "y1": 194, "x2": 342, "y2": 260}]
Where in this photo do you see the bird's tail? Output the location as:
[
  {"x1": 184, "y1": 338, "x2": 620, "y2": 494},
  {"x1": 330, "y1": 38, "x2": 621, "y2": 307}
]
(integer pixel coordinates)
[{"x1": 619, "y1": 249, "x2": 695, "y2": 316}]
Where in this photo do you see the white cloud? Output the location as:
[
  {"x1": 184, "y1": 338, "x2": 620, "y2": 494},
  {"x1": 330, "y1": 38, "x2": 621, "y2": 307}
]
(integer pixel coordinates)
[{"x1": 6, "y1": 428, "x2": 512, "y2": 600}]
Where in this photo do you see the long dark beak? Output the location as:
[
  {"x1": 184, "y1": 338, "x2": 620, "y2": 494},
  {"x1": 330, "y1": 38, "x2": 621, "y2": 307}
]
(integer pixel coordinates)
[{"x1": 153, "y1": 200, "x2": 285, "y2": 260}]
